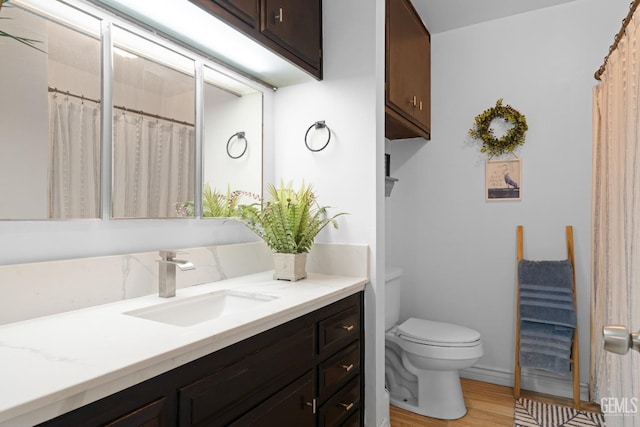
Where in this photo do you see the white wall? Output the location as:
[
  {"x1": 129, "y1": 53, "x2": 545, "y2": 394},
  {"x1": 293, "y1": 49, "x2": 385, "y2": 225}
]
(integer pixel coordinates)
[
  {"x1": 386, "y1": 0, "x2": 629, "y2": 397},
  {"x1": 203, "y1": 88, "x2": 262, "y2": 199},
  {"x1": 272, "y1": 0, "x2": 385, "y2": 424},
  {"x1": 0, "y1": 9, "x2": 49, "y2": 219}
]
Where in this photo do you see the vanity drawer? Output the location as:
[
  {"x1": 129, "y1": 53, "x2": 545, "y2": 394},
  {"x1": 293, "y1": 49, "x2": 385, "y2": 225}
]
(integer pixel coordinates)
[
  {"x1": 318, "y1": 341, "x2": 360, "y2": 399},
  {"x1": 319, "y1": 377, "x2": 361, "y2": 427},
  {"x1": 341, "y1": 409, "x2": 362, "y2": 427},
  {"x1": 178, "y1": 324, "x2": 314, "y2": 426},
  {"x1": 318, "y1": 303, "x2": 360, "y2": 355}
]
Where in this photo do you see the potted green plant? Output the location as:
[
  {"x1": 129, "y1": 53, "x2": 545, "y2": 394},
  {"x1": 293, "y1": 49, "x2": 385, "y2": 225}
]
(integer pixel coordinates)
[
  {"x1": 235, "y1": 180, "x2": 346, "y2": 281},
  {"x1": 177, "y1": 183, "x2": 251, "y2": 218}
]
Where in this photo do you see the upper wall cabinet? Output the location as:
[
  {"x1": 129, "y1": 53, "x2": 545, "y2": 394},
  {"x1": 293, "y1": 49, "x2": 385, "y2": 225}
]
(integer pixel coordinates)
[
  {"x1": 190, "y1": 0, "x2": 323, "y2": 79},
  {"x1": 209, "y1": 0, "x2": 260, "y2": 29},
  {"x1": 385, "y1": 0, "x2": 431, "y2": 140}
]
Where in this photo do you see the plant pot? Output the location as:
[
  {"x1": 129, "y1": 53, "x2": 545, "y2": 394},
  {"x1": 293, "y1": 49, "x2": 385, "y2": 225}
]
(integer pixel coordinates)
[{"x1": 272, "y1": 252, "x2": 307, "y2": 281}]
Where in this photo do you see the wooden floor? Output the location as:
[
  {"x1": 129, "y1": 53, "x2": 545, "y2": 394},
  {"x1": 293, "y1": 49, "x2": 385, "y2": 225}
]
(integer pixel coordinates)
[{"x1": 389, "y1": 378, "x2": 602, "y2": 427}]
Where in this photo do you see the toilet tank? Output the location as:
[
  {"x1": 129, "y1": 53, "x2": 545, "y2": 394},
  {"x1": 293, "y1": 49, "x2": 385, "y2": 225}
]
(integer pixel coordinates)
[{"x1": 385, "y1": 267, "x2": 403, "y2": 331}]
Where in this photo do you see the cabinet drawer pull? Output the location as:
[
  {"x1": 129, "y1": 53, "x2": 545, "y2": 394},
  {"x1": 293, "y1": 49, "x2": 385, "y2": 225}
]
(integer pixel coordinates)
[
  {"x1": 339, "y1": 363, "x2": 354, "y2": 372},
  {"x1": 274, "y1": 7, "x2": 283, "y2": 23},
  {"x1": 419, "y1": 100, "x2": 423, "y2": 111},
  {"x1": 408, "y1": 96, "x2": 417, "y2": 107},
  {"x1": 339, "y1": 402, "x2": 354, "y2": 411},
  {"x1": 306, "y1": 398, "x2": 317, "y2": 414},
  {"x1": 340, "y1": 324, "x2": 355, "y2": 332}
]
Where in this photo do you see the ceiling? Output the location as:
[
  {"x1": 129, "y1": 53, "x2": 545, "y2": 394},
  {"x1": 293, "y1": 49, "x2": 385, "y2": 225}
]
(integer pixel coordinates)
[{"x1": 412, "y1": 0, "x2": 578, "y2": 34}]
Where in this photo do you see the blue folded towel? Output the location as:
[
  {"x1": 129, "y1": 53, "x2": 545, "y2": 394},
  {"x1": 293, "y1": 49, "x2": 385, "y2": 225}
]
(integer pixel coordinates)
[
  {"x1": 518, "y1": 261, "x2": 576, "y2": 327},
  {"x1": 517, "y1": 260, "x2": 576, "y2": 376},
  {"x1": 520, "y1": 335, "x2": 573, "y2": 352},
  {"x1": 518, "y1": 259, "x2": 573, "y2": 289},
  {"x1": 520, "y1": 283, "x2": 574, "y2": 295},
  {"x1": 520, "y1": 296, "x2": 574, "y2": 309},
  {"x1": 520, "y1": 342, "x2": 571, "y2": 359},
  {"x1": 520, "y1": 350, "x2": 571, "y2": 376},
  {"x1": 519, "y1": 304, "x2": 576, "y2": 328},
  {"x1": 520, "y1": 321, "x2": 574, "y2": 341}
]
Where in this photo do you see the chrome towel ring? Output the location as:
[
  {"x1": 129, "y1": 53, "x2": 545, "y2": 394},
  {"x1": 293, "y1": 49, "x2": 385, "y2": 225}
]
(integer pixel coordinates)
[
  {"x1": 226, "y1": 131, "x2": 248, "y2": 159},
  {"x1": 304, "y1": 121, "x2": 331, "y2": 152}
]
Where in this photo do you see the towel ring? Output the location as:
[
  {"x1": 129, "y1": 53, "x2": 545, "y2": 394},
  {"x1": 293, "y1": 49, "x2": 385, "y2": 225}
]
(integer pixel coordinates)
[
  {"x1": 226, "y1": 131, "x2": 248, "y2": 159},
  {"x1": 304, "y1": 121, "x2": 331, "y2": 152}
]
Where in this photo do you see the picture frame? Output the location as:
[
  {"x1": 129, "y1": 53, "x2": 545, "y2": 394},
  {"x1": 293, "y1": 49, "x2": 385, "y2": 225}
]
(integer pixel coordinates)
[{"x1": 486, "y1": 158, "x2": 521, "y2": 201}]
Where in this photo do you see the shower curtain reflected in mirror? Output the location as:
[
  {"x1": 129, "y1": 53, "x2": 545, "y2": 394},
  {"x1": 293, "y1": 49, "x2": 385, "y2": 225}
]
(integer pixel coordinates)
[
  {"x1": 49, "y1": 93, "x2": 101, "y2": 219},
  {"x1": 112, "y1": 112, "x2": 195, "y2": 218}
]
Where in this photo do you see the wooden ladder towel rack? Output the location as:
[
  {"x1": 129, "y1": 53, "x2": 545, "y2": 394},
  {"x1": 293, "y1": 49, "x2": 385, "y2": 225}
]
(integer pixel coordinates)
[{"x1": 513, "y1": 225, "x2": 580, "y2": 409}]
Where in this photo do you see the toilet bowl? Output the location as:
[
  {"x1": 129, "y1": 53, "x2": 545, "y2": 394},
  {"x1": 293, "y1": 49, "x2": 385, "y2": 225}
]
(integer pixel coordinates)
[{"x1": 384, "y1": 268, "x2": 483, "y2": 420}]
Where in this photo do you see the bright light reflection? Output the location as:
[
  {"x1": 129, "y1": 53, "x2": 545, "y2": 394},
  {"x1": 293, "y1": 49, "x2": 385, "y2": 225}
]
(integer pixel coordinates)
[
  {"x1": 100, "y1": 0, "x2": 275, "y2": 74},
  {"x1": 12, "y1": 0, "x2": 101, "y2": 35}
]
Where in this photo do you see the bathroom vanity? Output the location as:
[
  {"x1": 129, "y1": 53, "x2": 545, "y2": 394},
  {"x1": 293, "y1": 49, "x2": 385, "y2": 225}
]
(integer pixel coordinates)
[{"x1": 0, "y1": 272, "x2": 367, "y2": 427}]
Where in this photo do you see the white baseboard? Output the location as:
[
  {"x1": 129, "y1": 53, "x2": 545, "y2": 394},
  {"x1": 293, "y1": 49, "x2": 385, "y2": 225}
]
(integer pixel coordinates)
[{"x1": 460, "y1": 365, "x2": 589, "y2": 401}]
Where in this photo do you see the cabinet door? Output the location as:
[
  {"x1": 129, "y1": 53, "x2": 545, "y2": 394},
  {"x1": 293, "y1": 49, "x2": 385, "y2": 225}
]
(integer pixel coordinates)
[
  {"x1": 229, "y1": 371, "x2": 316, "y2": 426},
  {"x1": 261, "y1": 0, "x2": 322, "y2": 69},
  {"x1": 413, "y1": 29, "x2": 430, "y2": 131},
  {"x1": 386, "y1": 0, "x2": 431, "y2": 139},
  {"x1": 178, "y1": 325, "x2": 314, "y2": 426},
  {"x1": 103, "y1": 398, "x2": 168, "y2": 427},
  {"x1": 212, "y1": 0, "x2": 259, "y2": 29},
  {"x1": 387, "y1": 0, "x2": 419, "y2": 120}
]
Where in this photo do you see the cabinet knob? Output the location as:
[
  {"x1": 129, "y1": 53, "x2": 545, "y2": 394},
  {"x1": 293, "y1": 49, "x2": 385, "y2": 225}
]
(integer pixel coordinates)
[
  {"x1": 340, "y1": 324, "x2": 355, "y2": 332},
  {"x1": 273, "y1": 7, "x2": 283, "y2": 23},
  {"x1": 339, "y1": 402, "x2": 355, "y2": 411},
  {"x1": 339, "y1": 363, "x2": 354, "y2": 372},
  {"x1": 305, "y1": 398, "x2": 317, "y2": 414}
]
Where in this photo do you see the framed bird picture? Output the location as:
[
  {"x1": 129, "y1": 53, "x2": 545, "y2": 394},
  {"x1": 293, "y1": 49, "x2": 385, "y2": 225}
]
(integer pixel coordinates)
[{"x1": 485, "y1": 158, "x2": 521, "y2": 201}]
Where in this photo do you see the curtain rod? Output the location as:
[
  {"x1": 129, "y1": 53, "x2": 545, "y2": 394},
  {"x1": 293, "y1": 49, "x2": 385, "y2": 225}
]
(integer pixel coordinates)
[
  {"x1": 594, "y1": 0, "x2": 640, "y2": 81},
  {"x1": 47, "y1": 87, "x2": 195, "y2": 127}
]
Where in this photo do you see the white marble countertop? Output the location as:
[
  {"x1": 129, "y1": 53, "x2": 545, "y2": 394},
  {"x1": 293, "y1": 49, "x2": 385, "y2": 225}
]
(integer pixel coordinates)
[{"x1": 0, "y1": 271, "x2": 368, "y2": 427}]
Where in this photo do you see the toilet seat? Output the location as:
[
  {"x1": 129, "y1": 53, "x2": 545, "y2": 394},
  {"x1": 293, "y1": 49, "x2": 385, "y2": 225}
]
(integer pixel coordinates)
[{"x1": 397, "y1": 318, "x2": 481, "y2": 348}]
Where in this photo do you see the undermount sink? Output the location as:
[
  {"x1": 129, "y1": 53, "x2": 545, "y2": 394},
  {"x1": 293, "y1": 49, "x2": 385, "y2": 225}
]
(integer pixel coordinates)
[{"x1": 124, "y1": 289, "x2": 278, "y2": 327}]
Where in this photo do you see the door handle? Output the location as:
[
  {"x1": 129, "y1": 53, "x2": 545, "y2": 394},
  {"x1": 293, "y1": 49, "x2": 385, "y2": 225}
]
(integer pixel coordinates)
[{"x1": 603, "y1": 325, "x2": 640, "y2": 354}]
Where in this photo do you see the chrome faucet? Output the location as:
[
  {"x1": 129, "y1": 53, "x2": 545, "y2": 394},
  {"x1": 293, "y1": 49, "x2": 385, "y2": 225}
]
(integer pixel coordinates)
[{"x1": 158, "y1": 250, "x2": 195, "y2": 298}]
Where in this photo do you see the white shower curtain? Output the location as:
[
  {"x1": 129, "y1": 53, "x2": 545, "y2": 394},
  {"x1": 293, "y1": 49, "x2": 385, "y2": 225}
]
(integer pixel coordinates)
[
  {"x1": 112, "y1": 111, "x2": 195, "y2": 218},
  {"x1": 592, "y1": 7, "x2": 640, "y2": 426},
  {"x1": 49, "y1": 93, "x2": 101, "y2": 219}
]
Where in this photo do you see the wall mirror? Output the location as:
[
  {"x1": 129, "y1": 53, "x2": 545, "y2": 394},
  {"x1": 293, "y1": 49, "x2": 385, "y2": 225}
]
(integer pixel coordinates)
[
  {"x1": 200, "y1": 65, "x2": 263, "y2": 217},
  {"x1": 0, "y1": 3, "x2": 102, "y2": 220},
  {"x1": 111, "y1": 26, "x2": 196, "y2": 219},
  {"x1": 1, "y1": 0, "x2": 265, "y2": 221}
]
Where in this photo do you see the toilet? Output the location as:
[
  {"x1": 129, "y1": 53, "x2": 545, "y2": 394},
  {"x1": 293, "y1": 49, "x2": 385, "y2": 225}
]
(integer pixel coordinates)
[{"x1": 384, "y1": 267, "x2": 483, "y2": 420}]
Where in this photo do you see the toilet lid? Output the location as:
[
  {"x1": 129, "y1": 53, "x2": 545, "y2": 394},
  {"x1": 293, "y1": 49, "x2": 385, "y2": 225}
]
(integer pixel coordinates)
[{"x1": 397, "y1": 318, "x2": 481, "y2": 347}]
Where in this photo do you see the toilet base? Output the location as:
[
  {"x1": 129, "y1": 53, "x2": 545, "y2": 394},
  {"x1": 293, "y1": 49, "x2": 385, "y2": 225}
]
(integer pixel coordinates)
[{"x1": 389, "y1": 359, "x2": 467, "y2": 420}]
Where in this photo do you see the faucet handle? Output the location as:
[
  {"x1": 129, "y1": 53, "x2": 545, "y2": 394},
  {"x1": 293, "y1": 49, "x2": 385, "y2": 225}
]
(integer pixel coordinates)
[{"x1": 159, "y1": 250, "x2": 188, "y2": 260}]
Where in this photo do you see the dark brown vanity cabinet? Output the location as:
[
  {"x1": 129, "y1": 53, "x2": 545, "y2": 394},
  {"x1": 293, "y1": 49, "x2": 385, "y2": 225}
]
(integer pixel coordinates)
[
  {"x1": 189, "y1": 0, "x2": 323, "y2": 79},
  {"x1": 38, "y1": 292, "x2": 364, "y2": 427},
  {"x1": 385, "y1": 0, "x2": 431, "y2": 140}
]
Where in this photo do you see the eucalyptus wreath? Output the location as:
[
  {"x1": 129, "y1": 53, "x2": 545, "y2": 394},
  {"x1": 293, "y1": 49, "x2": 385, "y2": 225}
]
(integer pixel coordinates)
[{"x1": 468, "y1": 98, "x2": 528, "y2": 158}]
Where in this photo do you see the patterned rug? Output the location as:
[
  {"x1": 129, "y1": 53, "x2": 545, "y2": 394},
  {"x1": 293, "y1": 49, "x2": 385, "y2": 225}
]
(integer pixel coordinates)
[{"x1": 514, "y1": 398, "x2": 605, "y2": 427}]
